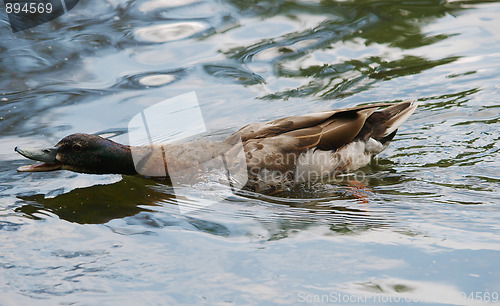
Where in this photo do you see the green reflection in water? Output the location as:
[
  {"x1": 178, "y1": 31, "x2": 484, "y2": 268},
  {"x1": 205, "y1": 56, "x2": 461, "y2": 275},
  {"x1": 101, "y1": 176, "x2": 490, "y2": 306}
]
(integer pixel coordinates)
[{"x1": 16, "y1": 177, "x2": 167, "y2": 224}]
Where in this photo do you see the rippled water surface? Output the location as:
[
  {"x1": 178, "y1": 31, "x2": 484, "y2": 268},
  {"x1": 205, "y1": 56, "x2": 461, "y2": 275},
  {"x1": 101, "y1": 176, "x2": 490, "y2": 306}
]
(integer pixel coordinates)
[{"x1": 1, "y1": 0, "x2": 499, "y2": 305}]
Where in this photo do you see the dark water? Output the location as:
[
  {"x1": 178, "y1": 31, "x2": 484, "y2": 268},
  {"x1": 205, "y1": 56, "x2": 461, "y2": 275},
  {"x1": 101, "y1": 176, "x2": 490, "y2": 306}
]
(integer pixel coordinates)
[{"x1": 1, "y1": 0, "x2": 499, "y2": 305}]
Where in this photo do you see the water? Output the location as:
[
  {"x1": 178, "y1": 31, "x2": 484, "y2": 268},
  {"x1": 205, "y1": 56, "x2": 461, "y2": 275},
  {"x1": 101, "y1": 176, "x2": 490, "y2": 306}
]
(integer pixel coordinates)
[{"x1": 1, "y1": 0, "x2": 499, "y2": 305}]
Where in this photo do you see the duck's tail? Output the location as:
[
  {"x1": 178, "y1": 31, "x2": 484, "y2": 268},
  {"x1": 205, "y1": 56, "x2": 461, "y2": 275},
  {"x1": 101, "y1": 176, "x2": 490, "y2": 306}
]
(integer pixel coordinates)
[
  {"x1": 357, "y1": 100, "x2": 417, "y2": 146},
  {"x1": 378, "y1": 100, "x2": 417, "y2": 138}
]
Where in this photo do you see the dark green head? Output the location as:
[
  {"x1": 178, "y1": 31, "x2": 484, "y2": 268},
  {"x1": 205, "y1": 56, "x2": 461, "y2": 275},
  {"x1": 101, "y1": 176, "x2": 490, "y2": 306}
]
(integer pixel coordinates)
[{"x1": 16, "y1": 133, "x2": 137, "y2": 175}]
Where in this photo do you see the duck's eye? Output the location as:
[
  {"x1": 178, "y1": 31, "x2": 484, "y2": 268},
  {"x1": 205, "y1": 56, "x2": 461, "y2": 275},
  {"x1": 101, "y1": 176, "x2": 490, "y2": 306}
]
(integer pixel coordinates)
[{"x1": 72, "y1": 144, "x2": 82, "y2": 151}]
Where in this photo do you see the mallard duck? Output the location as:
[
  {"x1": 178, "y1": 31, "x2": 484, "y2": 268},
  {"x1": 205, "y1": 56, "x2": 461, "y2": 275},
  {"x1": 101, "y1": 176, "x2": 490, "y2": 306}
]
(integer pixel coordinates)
[{"x1": 15, "y1": 101, "x2": 416, "y2": 193}]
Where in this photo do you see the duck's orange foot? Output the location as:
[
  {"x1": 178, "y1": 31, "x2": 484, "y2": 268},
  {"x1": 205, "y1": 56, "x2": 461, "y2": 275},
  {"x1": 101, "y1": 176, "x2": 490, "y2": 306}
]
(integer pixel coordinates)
[{"x1": 344, "y1": 180, "x2": 372, "y2": 205}]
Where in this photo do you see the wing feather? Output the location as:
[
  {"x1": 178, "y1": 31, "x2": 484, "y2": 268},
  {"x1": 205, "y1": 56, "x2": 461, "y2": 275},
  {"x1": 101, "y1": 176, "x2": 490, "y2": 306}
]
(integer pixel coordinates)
[{"x1": 237, "y1": 102, "x2": 393, "y2": 142}]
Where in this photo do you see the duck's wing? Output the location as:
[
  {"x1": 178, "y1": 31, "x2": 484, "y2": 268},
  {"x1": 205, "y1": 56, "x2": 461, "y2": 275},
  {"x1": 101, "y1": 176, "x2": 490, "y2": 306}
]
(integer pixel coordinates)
[{"x1": 237, "y1": 102, "x2": 398, "y2": 150}]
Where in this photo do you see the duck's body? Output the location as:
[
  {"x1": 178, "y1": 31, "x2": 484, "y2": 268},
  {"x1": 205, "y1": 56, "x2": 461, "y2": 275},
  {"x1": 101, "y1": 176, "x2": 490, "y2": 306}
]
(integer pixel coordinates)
[{"x1": 16, "y1": 101, "x2": 416, "y2": 193}]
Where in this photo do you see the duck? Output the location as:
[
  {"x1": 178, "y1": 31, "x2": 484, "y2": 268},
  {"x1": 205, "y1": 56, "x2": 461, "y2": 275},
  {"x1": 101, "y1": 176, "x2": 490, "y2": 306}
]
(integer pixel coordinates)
[{"x1": 15, "y1": 101, "x2": 416, "y2": 193}]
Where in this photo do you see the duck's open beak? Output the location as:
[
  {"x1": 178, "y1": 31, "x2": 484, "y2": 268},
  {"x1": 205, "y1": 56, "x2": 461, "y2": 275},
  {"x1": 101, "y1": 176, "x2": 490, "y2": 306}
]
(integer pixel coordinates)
[{"x1": 15, "y1": 146, "x2": 62, "y2": 172}]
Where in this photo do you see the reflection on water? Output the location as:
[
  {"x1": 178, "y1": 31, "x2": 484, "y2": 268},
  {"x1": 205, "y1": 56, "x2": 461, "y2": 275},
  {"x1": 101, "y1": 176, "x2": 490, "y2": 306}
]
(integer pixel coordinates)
[
  {"x1": 1, "y1": 0, "x2": 500, "y2": 303},
  {"x1": 134, "y1": 21, "x2": 209, "y2": 43},
  {"x1": 16, "y1": 176, "x2": 165, "y2": 224}
]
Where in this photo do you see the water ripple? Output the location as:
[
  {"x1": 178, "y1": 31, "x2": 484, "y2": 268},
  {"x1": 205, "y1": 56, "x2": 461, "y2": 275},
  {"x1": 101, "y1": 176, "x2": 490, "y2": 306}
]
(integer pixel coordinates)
[
  {"x1": 115, "y1": 69, "x2": 186, "y2": 89},
  {"x1": 134, "y1": 22, "x2": 209, "y2": 43},
  {"x1": 203, "y1": 62, "x2": 265, "y2": 85}
]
